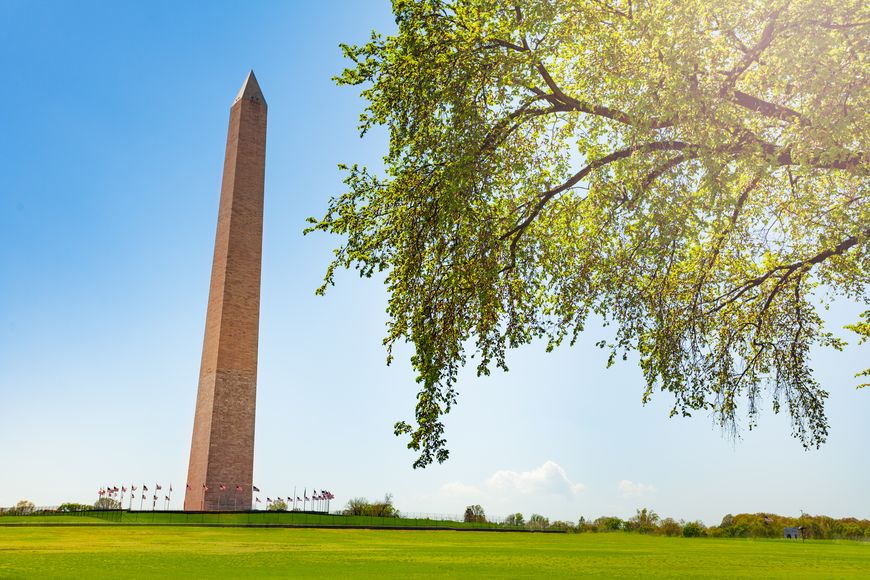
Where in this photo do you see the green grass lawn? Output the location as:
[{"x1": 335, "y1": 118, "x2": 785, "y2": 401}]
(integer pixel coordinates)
[{"x1": 0, "y1": 527, "x2": 867, "y2": 579}]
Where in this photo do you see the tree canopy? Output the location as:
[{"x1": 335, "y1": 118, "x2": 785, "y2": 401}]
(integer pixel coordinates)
[{"x1": 308, "y1": 0, "x2": 869, "y2": 467}]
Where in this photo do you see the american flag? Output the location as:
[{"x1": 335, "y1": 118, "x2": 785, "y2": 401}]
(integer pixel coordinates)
[
  {"x1": 186, "y1": 484, "x2": 191, "y2": 491},
  {"x1": 297, "y1": 497, "x2": 302, "y2": 502},
  {"x1": 132, "y1": 485, "x2": 138, "y2": 492},
  {"x1": 219, "y1": 484, "x2": 227, "y2": 491},
  {"x1": 156, "y1": 484, "x2": 162, "y2": 491},
  {"x1": 255, "y1": 497, "x2": 261, "y2": 503},
  {"x1": 236, "y1": 485, "x2": 243, "y2": 492},
  {"x1": 121, "y1": 486, "x2": 127, "y2": 492},
  {"x1": 252, "y1": 485, "x2": 260, "y2": 492},
  {"x1": 165, "y1": 495, "x2": 170, "y2": 501},
  {"x1": 203, "y1": 484, "x2": 209, "y2": 492},
  {"x1": 267, "y1": 497, "x2": 272, "y2": 503},
  {"x1": 142, "y1": 494, "x2": 146, "y2": 500},
  {"x1": 143, "y1": 485, "x2": 148, "y2": 492}
]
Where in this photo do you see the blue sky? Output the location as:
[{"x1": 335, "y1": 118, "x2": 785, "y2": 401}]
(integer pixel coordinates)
[{"x1": 1, "y1": 0, "x2": 867, "y2": 525}]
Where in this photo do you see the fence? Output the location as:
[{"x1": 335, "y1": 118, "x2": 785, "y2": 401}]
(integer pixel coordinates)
[{"x1": 0, "y1": 507, "x2": 561, "y2": 532}]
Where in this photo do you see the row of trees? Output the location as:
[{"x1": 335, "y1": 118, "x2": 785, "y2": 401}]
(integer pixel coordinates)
[
  {"x1": 571, "y1": 510, "x2": 870, "y2": 539},
  {"x1": 470, "y1": 506, "x2": 870, "y2": 539}
]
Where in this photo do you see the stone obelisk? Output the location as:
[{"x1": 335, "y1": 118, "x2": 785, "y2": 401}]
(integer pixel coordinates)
[{"x1": 185, "y1": 71, "x2": 266, "y2": 511}]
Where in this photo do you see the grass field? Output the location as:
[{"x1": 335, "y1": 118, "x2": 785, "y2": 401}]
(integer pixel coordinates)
[{"x1": 0, "y1": 526, "x2": 868, "y2": 579}]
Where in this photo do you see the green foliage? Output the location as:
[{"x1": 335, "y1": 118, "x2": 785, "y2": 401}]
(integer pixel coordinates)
[
  {"x1": 93, "y1": 498, "x2": 121, "y2": 510},
  {"x1": 845, "y1": 311, "x2": 870, "y2": 387},
  {"x1": 659, "y1": 518, "x2": 682, "y2": 537},
  {"x1": 268, "y1": 499, "x2": 288, "y2": 512},
  {"x1": 311, "y1": 0, "x2": 870, "y2": 467},
  {"x1": 343, "y1": 494, "x2": 399, "y2": 517},
  {"x1": 629, "y1": 508, "x2": 661, "y2": 534},
  {"x1": 683, "y1": 521, "x2": 707, "y2": 537},
  {"x1": 463, "y1": 504, "x2": 486, "y2": 523},
  {"x1": 595, "y1": 516, "x2": 625, "y2": 532},
  {"x1": 503, "y1": 512, "x2": 524, "y2": 527},
  {"x1": 57, "y1": 503, "x2": 92, "y2": 513}
]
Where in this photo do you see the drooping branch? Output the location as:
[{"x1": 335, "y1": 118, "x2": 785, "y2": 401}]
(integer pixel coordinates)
[{"x1": 707, "y1": 227, "x2": 870, "y2": 314}]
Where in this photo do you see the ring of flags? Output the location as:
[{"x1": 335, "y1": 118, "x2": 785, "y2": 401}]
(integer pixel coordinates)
[{"x1": 98, "y1": 482, "x2": 335, "y2": 512}]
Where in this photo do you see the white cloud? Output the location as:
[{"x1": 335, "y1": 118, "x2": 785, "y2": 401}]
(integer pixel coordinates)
[
  {"x1": 618, "y1": 479, "x2": 656, "y2": 498},
  {"x1": 485, "y1": 460, "x2": 585, "y2": 496}
]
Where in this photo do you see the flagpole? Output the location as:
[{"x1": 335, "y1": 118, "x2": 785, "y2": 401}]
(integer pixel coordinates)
[
  {"x1": 293, "y1": 486, "x2": 297, "y2": 511},
  {"x1": 139, "y1": 485, "x2": 145, "y2": 511}
]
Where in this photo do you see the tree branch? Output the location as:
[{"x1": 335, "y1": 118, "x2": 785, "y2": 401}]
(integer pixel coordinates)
[{"x1": 707, "y1": 227, "x2": 870, "y2": 314}]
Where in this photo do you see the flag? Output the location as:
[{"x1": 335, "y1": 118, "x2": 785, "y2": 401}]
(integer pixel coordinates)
[
  {"x1": 143, "y1": 485, "x2": 148, "y2": 492},
  {"x1": 156, "y1": 484, "x2": 162, "y2": 491},
  {"x1": 277, "y1": 497, "x2": 284, "y2": 502},
  {"x1": 255, "y1": 497, "x2": 261, "y2": 503},
  {"x1": 252, "y1": 485, "x2": 260, "y2": 492},
  {"x1": 132, "y1": 486, "x2": 137, "y2": 492},
  {"x1": 267, "y1": 497, "x2": 272, "y2": 503},
  {"x1": 122, "y1": 487, "x2": 127, "y2": 492},
  {"x1": 186, "y1": 484, "x2": 191, "y2": 491},
  {"x1": 236, "y1": 485, "x2": 243, "y2": 492},
  {"x1": 169, "y1": 484, "x2": 173, "y2": 493},
  {"x1": 142, "y1": 494, "x2": 146, "y2": 500},
  {"x1": 165, "y1": 496, "x2": 170, "y2": 501},
  {"x1": 153, "y1": 495, "x2": 157, "y2": 501},
  {"x1": 203, "y1": 485, "x2": 209, "y2": 492},
  {"x1": 297, "y1": 497, "x2": 302, "y2": 502},
  {"x1": 219, "y1": 484, "x2": 227, "y2": 491}
]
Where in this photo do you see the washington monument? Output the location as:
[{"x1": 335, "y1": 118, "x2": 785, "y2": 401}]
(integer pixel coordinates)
[{"x1": 185, "y1": 71, "x2": 267, "y2": 511}]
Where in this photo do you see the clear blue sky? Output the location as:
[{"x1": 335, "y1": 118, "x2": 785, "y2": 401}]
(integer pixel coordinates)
[{"x1": 1, "y1": 0, "x2": 867, "y2": 524}]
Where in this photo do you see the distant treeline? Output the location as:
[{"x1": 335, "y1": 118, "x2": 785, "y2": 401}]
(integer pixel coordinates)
[{"x1": 563, "y1": 510, "x2": 870, "y2": 539}]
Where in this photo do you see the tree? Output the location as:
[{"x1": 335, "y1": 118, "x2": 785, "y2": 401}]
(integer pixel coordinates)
[
  {"x1": 310, "y1": 0, "x2": 870, "y2": 467},
  {"x1": 464, "y1": 504, "x2": 486, "y2": 523},
  {"x1": 13, "y1": 500, "x2": 35, "y2": 515},
  {"x1": 57, "y1": 503, "x2": 91, "y2": 513},
  {"x1": 268, "y1": 499, "x2": 288, "y2": 511},
  {"x1": 504, "y1": 512, "x2": 525, "y2": 527},
  {"x1": 682, "y1": 521, "x2": 707, "y2": 537},
  {"x1": 527, "y1": 513, "x2": 550, "y2": 530},
  {"x1": 93, "y1": 497, "x2": 121, "y2": 510},
  {"x1": 629, "y1": 508, "x2": 660, "y2": 534},
  {"x1": 594, "y1": 516, "x2": 625, "y2": 532},
  {"x1": 659, "y1": 518, "x2": 682, "y2": 537},
  {"x1": 343, "y1": 494, "x2": 399, "y2": 517}
]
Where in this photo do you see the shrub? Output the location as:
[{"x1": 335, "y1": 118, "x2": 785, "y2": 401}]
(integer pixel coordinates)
[
  {"x1": 343, "y1": 494, "x2": 398, "y2": 517},
  {"x1": 683, "y1": 521, "x2": 706, "y2": 537},
  {"x1": 268, "y1": 499, "x2": 288, "y2": 511},
  {"x1": 58, "y1": 503, "x2": 91, "y2": 512},
  {"x1": 659, "y1": 518, "x2": 682, "y2": 537}
]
